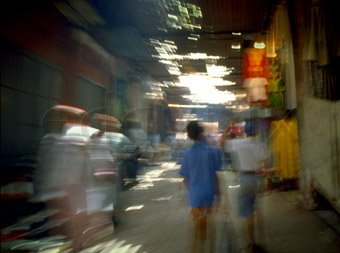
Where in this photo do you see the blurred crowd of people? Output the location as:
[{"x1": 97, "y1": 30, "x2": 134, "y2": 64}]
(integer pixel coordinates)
[
  {"x1": 30, "y1": 103, "x2": 271, "y2": 252},
  {"x1": 31, "y1": 105, "x2": 152, "y2": 251},
  {"x1": 2, "y1": 103, "x2": 301, "y2": 252}
]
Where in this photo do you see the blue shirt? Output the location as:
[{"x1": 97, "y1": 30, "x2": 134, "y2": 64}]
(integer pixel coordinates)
[{"x1": 179, "y1": 142, "x2": 222, "y2": 208}]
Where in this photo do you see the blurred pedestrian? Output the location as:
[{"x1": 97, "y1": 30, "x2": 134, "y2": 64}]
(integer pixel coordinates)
[
  {"x1": 89, "y1": 113, "x2": 135, "y2": 223},
  {"x1": 225, "y1": 119, "x2": 270, "y2": 252},
  {"x1": 220, "y1": 117, "x2": 238, "y2": 170},
  {"x1": 86, "y1": 114, "x2": 119, "y2": 234},
  {"x1": 179, "y1": 121, "x2": 222, "y2": 253},
  {"x1": 122, "y1": 115, "x2": 151, "y2": 174},
  {"x1": 33, "y1": 105, "x2": 97, "y2": 252}
]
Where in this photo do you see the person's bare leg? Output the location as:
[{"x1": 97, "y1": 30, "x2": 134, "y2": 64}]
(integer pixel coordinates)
[
  {"x1": 246, "y1": 215, "x2": 255, "y2": 246},
  {"x1": 192, "y1": 221, "x2": 198, "y2": 253},
  {"x1": 256, "y1": 208, "x2": 265, "y2": 246},
  {"x1": 207, "y1": 215, "x2": 216, "y2": 253},
  {"x1": 192, "y1": 217, "x2": 207, "y2": 253},
  {"x1": 199, "y1": 217, "x2": 207, "y2": 252}
]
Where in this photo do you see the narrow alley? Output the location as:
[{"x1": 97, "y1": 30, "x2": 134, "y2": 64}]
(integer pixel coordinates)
[
  {"x1": 1, "y1": 1, "x2": 340, "y2": 252},
  {"x1": 80, "y1": 162, "x2": 340, "y2": 253}
]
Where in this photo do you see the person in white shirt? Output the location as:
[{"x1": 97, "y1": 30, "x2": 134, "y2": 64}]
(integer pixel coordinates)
[
  {"x1": 225, "y1": 119, "x2": 269, "y2": 251},
  {"x1": 34, "y1": 105, "x2": 98, "y2": 252}
]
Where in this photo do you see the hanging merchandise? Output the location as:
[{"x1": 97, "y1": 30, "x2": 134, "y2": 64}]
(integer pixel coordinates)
[
  {"x1": 266, "y1": 20, "x2": 277, "y2": 58},
  {"x1": 268, "y1": 56, "x2": 285, "y2": 108},
  {"x1": 302, "y1": 0, "x2": 340, "y2": 101},
  {"x1": 306, "y1": 60, "x2": 339, "y2": 100},
  {"x1": 303, "y1": 0, "x2": 340, "y2": 66},
  {"x1": 266, "y1": 18, "x2": 285, "y2": 108},
  {"x1": 267, "y1": 4, "x2": 298, "y2": 110},
  {"x1": 242, "y1": 42, "x2": 270, "y2": 107},
  {"x1": 270, "y1": 115, "x2": 301, "y2": 182}
]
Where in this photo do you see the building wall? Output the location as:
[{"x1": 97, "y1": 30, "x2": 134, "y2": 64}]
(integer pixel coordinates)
[
  {"x1": 1, "y1": 38, "x2": 65, "y2": 166},
  {"x1": 0, "y1": 2, "x2": 141, "y2": 166},
  {"x1": 1, "y1": 2, "x2": 112, "y2": 89},
  {"x1": 289, "y1": 0, "x2": 340, "y2": 212},
  {"x1": 300, "y1": 98, "x2": 340, "y2": 211}
]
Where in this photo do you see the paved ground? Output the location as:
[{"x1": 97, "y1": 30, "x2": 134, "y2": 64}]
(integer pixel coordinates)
[{"x1": 80, "y1": 162, "x2": 340, "y2": 253}]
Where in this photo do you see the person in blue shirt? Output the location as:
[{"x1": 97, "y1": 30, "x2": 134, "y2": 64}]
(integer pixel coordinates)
[{"x1": 179, "y1": 121, "x2": 222, "y2": 253}]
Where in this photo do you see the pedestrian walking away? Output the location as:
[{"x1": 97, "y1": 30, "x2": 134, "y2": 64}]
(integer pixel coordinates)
[{"x1": 179, "y1": 121, "x2": 222, "y2": 253}]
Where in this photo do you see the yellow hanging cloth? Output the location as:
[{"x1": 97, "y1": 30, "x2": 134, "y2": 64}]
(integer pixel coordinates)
[{"x1": 270, "y1": 119, "x2": 301, "y2": 179}]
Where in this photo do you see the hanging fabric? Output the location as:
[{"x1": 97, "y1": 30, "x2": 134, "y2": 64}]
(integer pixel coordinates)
[
  {"x1": 274, "y1": 4, "x2": 298, "y2": 110},
  {"x1": 242, "y1": 47, "x2": 270, "y2": 107},
  {"x1": 268, "y1": 57, "x2": 285, "y2": 108},
  {"x1": 302, "y1": 0, "x2": 340, "y2": 101},
  {"x1": 270, "y1": 118, "x2": 301, "y2": 180}
]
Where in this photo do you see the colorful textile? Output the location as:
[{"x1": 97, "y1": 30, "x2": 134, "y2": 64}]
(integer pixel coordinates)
[
  {"x1": 243, "y1": 77, "x2": 268, "y2": 101},
  {"x1": 242, "y1": 47, "x2": 270, "y2": 106},
  {"x1": 269, "y1": 78, "x2": 284, "y2": 93},
  {"x1": 268, "y1": 58, "x2": 285, "y2": 108},
  {"x1": 269, "y1": 92, "x2": 284, "y2": 107},
  {"x1": 242, "y1": 48, "x2": 270, "y2": 79},
  {"x1": 270, "y1": 119, "x2": 301, "y2": 179},
  {"x1": 190, "y1": 207, "x2": 213, "y2": 220}
]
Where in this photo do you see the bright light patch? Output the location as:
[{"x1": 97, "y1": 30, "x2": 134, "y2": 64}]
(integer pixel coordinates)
[
  {"x1": 152, "y1": 196, "x2": 173, "y2": 201},
  {"x1": 145, "y1": 92, "x2": 163, "y2": 100},
  {"x1": 176, "y1": 118, "x2": 198, "y2": 121},
  {"x1": 125, "y1": 205, "x2": 144, "y2": 211},
  {"x1": 254, "y1": 42, "x2": 266, "y2": 49},
  {"x1": 166, "y1": 178, "x2": 184, "y2": 183},
  {"x1": 206, "y1": 64, "x2": 233, "y2": 77},
  {"x1": 131, "y1": 183, "x2": 154, "y2": 190},
  {"x1": 162, "y1": 2, "x2": 202, "y2": 31},
  {"x1": 168, "y1": 104, "x2": 208, "y2": 108},
  {"x1": 188, "y1": 36, "x2": 198, "y2": 41},
  {"x1": 225, "y1": 104, "x2": 249, "y2": 111},
  {"x1": 168, "y1": 67, "x2": 181, "y2": 75},
  {"x1": 231, "y1": 43, "x2": 241, "y2": 50},
  {"x1": 188, "y1": 53, "x2": 219, "y2": 60},
  {"x1": 39, "y1": 249, "x2": 60, "y2": 253},
  {"x1": 164, "y1": 40, "x2": 175, "y2": 44},
  {"x1": 163, "y1": 81, "x2": 175, "y2": 86},
  {"x1": 150, "y1": 38, "x2": 222, "y2": 68},
  {"x1": 228, "y1": 185, "x2": 240, "y2": 188},
  {"x1": 154, "y1": 52, "x2": 221, "y2": 61},
  {"x1": 167, "y1": 14, "x2": 178, "y2": 21},
  {"x1": 175, "y1": 74, "x2": 236, "y2": 104}
]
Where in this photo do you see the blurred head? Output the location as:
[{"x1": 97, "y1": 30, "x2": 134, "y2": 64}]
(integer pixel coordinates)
[
  {"x1": 244, "y1": 120, "x2": 259, "y2": 136},
  {"x1": 187, "y1": 121, "x2": 204, "y2": 141},
  {"x1": 92, "y1": 114, "x2": 121, "y2": 133},
  {"x1": 44, "y1": 105, "x2": 88, "y2": 134}
]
